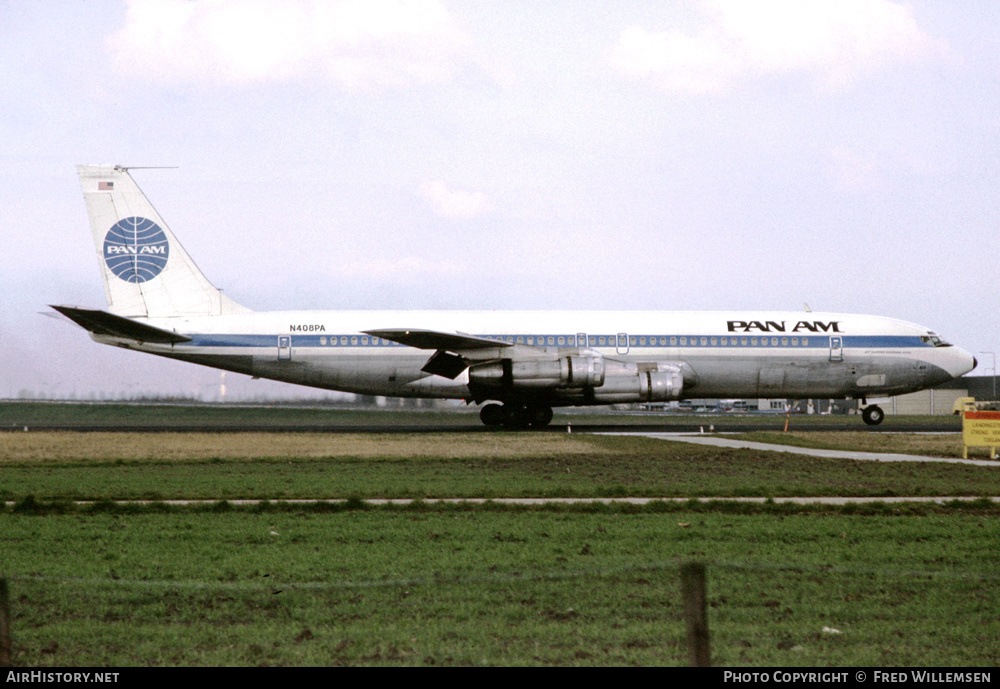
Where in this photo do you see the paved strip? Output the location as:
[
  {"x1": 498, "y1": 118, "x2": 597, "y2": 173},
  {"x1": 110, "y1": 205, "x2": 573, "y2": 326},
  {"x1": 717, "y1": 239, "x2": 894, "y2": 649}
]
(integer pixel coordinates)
[
  {"x1": 599, "y1": 432, "x2": 1000, "y2": 467},
  {"x1": 6, "y1": 496, "x2": 999, "y2": 508}
]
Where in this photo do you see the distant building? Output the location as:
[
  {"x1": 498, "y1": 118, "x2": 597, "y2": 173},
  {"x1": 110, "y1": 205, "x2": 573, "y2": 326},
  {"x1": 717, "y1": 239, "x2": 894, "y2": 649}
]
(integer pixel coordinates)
[{"x1": 887, "y1": 375, "x2": 1000, "y2": 415}]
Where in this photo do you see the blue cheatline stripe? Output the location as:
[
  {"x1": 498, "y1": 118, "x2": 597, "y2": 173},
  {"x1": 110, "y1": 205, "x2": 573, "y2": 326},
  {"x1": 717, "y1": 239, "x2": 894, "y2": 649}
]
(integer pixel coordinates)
[
  {"x1": 177, "y1": 333, "x2": 930, "y2": 350},
  {"x1": 186, "y1": 334, "x2": 275, "y2": 347}
]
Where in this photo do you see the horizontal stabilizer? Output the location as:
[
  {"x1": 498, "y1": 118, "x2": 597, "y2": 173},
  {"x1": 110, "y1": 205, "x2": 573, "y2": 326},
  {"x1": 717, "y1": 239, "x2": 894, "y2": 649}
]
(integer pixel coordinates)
[
  {"x1": 50, "y1": 305, "x2": 192, "y2": 344},
  {"x1": 364, "y1": 329, "x2": 513, "y2": 351}
]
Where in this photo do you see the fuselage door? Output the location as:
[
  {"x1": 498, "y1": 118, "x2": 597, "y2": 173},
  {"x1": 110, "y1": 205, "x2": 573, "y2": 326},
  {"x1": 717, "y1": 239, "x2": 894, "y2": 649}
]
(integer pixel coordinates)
[
  {"x1": 576, "y1": 333, "x2": 588, "y2": 349},
  {"x1": 829, "y1": 336, "x2": 843, "y2": 362},
  {"x1": 616, "y1": 333, "x2": 630, "y2": 355},
  {"x1": 278, "y1": 335, "x2": 292, "y2": 361}
]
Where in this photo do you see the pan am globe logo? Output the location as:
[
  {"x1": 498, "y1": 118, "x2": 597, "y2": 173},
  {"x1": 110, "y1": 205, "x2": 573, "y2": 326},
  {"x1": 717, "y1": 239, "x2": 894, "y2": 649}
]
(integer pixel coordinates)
[{"x1": 103, "y1": 217, "x2": 170, "y2": 283}]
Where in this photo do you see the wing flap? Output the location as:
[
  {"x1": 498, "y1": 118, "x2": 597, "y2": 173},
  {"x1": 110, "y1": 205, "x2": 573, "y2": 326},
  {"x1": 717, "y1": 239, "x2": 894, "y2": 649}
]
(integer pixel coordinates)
[
  {"x1": 50, "y1": 305, "x2": 192, "y2": 344},
  {"x1": 420, "y1": 350, "x2": 470, "y2": 379}
]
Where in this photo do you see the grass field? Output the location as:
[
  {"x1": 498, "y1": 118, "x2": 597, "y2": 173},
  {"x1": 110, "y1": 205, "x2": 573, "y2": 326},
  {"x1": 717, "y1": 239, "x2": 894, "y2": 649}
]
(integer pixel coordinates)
[
  {"x1": 3, "y1": 503, "x2": 998, "y2": 666},
  {"x1": 730, "y1": 430, "x2": 997, "y2": 459},
  {"x1": 1, "y1": 403, "x2": 998, "y2": 666},
  {"x1": 3, "y1": 431, "x2": 999, "y2": 501}
]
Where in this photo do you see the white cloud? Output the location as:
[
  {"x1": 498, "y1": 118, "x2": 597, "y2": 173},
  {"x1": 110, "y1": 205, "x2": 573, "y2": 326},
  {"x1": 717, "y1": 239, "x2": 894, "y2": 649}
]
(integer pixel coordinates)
[
  {"x1": 109, "y1": 0, "x2": 470, "y2": 87},
  {"x1": 610, "y1": 0, "x2": 947, "y2": 93},
  {"x1": 417, "y1": 180, "x2": 493, "y2": 220}
]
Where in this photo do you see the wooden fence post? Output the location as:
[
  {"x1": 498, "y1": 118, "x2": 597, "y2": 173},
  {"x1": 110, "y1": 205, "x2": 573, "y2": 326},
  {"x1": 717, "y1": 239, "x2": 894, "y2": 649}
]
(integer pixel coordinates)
[
  {"x1": 0, "y1": 578, "x2": 11, "y2": 667},
  {"x1": 680, "y1": 562, "x2": 710, "y2": 667}
]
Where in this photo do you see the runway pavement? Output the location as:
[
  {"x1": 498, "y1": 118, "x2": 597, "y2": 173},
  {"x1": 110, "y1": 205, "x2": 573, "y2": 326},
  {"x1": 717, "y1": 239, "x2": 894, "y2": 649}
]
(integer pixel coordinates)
[{"x1": 5, "y1": 496, "x2": 999, "y2": 508}]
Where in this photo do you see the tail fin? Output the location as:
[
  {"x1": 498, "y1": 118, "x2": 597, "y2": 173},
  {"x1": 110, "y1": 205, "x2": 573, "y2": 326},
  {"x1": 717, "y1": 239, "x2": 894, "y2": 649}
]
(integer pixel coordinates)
[{"x1": 77, "y1": 165, "x2": 250, "y2": 318}]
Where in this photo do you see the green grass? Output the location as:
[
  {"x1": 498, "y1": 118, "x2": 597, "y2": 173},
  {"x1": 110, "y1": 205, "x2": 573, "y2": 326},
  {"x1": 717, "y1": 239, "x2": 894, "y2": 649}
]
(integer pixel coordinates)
[
  {"x1": 3, "y1": 432, "x2": 999, "y2": 501},
  {"x1": 2, "y1": 503, "x2": 998, "y2": 666},
  {"x1": 0, "y1": 404, "x2": 996, "y2": 666}
]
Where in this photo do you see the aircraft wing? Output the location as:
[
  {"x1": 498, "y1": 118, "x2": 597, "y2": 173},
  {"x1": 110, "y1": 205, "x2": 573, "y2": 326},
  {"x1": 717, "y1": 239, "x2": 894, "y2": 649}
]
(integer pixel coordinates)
[
  {"x1": 363, "y1": 329, "x2": 513, "y2": 351},
  {"x1": 50, "y1": 305, "x2": 193, "y2": 344},
  {"x1": 365, "y1": 328, "x2": 515, "y2": 380}
]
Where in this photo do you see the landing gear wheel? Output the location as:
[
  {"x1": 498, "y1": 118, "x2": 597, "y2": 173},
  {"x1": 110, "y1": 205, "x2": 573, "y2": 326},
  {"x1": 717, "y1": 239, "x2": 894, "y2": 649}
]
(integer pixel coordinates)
[
  {"x1": 480, "y1": 403, "x2": 505, "y2": 427},
  {"x1": 526, "y1": 405, "x2": 554, "y2": 428},
  {"x1": 862, "y1": 405, "x2": 885, "y2": 426},
  {"x1": 501, "y1": 405, "x2": 531, "y2": 430},
  {"x1": 482, "y1": 402, "x2": 554, "y2": 429}
]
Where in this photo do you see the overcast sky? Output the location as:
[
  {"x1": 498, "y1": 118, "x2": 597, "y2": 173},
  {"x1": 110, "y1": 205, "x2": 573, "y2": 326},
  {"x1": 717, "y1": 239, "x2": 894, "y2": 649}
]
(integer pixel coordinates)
[{"x1": 2, "y1": 0, "x2": 997, "y2": 400}]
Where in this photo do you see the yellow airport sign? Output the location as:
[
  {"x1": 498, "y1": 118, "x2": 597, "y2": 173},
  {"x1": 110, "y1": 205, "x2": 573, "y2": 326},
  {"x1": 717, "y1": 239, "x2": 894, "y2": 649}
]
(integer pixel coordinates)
[{"x1": 963, "y1": 411, "x2": 1000, "y2": 459}]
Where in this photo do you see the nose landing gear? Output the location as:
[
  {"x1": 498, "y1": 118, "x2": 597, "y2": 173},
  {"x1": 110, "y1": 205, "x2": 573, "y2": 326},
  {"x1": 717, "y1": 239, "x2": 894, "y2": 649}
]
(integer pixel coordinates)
[{"x1": 861, "y1": 405, "x2": 885, "y2": 426}]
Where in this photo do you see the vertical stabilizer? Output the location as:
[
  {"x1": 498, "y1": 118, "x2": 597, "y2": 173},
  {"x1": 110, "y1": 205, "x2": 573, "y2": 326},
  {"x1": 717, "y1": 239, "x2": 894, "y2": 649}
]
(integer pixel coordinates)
[{"x1": 77, "y1": 165, "x2": 251, "y2": 317}]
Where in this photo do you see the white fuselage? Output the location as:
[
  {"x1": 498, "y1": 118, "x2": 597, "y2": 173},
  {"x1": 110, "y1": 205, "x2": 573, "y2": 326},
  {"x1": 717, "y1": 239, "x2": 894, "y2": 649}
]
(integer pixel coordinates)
[{"x1": 92, "y1": 309, "x2": 976, "y2": 404}]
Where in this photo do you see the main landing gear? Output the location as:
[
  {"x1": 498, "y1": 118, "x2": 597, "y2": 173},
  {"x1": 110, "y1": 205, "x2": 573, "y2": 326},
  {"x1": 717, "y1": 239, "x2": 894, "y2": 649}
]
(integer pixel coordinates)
[
  {"x1": 480, "y1": 402, "x2": 554, "y2": 429},
  {"x1": 861, "y1": 405, "x2": 885, "y2": 426}
]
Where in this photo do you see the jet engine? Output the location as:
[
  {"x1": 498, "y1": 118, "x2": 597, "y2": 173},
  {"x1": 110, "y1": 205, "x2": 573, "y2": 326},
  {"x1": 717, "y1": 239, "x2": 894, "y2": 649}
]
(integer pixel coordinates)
[
  {"x1": 590, "y1": 364, "x2": 684, "y2": 403},
  {"x1": 468, "y1": 355, "x2": 685, "y2": 404},
  {"x1": 468, "y1": 355, "x2": 605, "y2": 389}
]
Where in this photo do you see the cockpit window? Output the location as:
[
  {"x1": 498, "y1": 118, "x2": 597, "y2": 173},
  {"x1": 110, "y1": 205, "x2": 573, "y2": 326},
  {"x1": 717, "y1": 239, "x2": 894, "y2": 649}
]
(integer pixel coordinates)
[{"x1": 921, "y1": 332, "x2": 951, "y2": 347}]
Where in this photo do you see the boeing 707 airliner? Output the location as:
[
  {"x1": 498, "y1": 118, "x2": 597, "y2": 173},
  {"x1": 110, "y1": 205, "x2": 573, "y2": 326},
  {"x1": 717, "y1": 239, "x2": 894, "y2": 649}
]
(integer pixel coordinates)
[{"x1": 53, "y1": 165, "x2": 977, "y2": 427}]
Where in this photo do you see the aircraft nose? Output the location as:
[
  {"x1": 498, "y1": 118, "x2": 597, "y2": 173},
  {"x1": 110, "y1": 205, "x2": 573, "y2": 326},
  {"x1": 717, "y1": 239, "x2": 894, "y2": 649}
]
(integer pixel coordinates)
[
  {"x1": 947, "y1": 347, "x2": 978, "y2": 380},
  {"x1": 926, "y1": 346, "x2": 976, "y2": 384}
]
